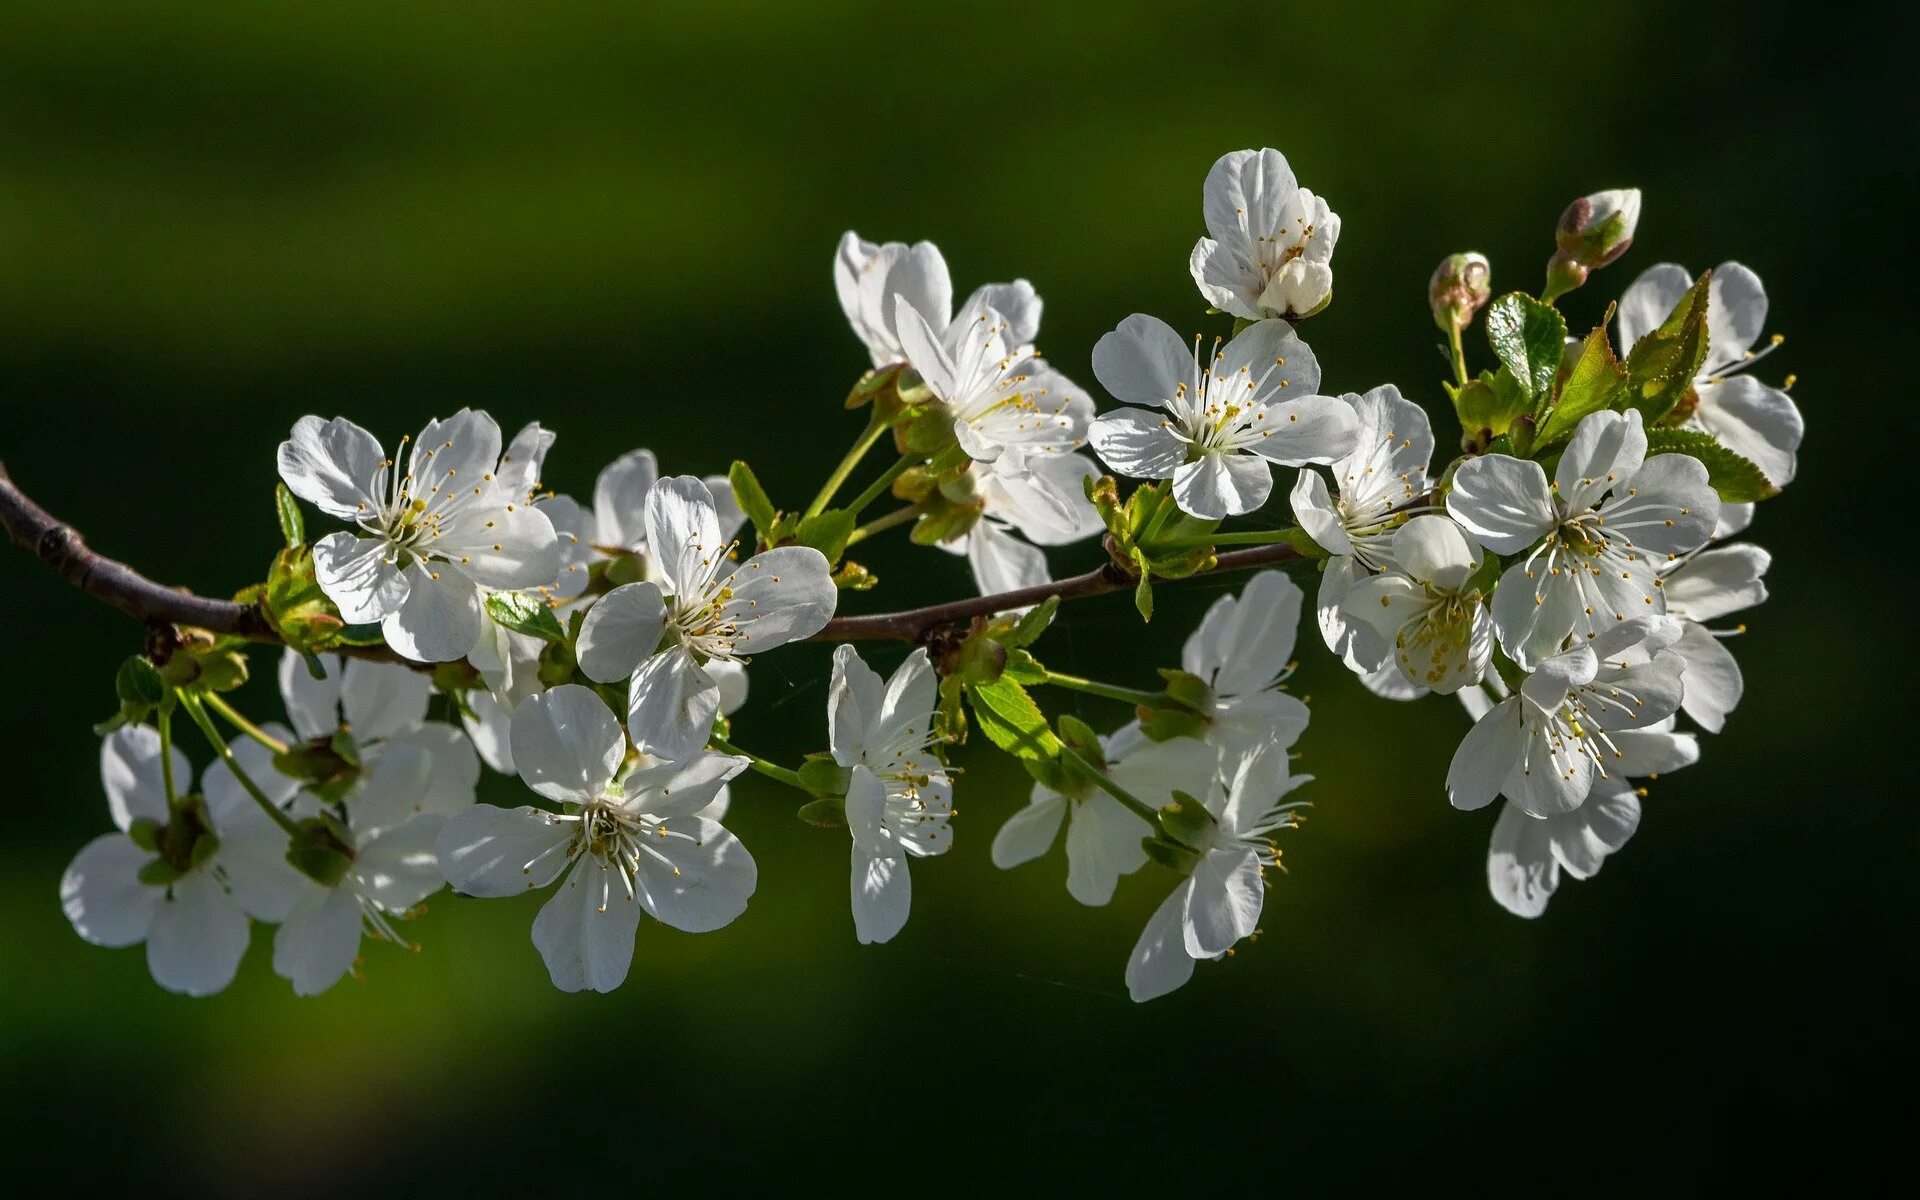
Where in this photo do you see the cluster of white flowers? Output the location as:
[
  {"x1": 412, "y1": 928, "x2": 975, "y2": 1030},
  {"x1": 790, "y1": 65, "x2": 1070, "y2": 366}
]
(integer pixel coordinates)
[{"x1": 53, "y1": 148, "x2": 1800, "y2": 1002}]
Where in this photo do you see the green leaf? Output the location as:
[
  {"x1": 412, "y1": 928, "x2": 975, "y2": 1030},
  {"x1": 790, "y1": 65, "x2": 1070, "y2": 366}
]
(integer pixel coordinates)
[
  {"x1": 115, "y1": 656, "x2": 166, "y2": 709},
  {"x1": 794, "y1": 509, "x2": 856, "y2": 564},
  {"x1": 1537, "y1": 320, "x2": 1626, "y2": 448},
  {"x1": 965, "y1": 678, "x2": 1062, "y2": 764},
  {"x1": 1003, "y1": 596, "x2": 1059, "y2": 649},
  {"x1": 728, "y1": 461, "x2": 779, "y2": 546},
  {"x1": 484, "y1": 591, "x2": 566, "y2": 643},
  {"x1": 1131, "y1": 546, "x2": 1153, "y2": 622},
  {"x1": 796, "y1": 754, "x2": 853, "y2": 799},
  {"x1": 1645, "y1": 429, "x2": 1779, "y2": 503},
  {"x1": 1056, "y1": 714, "x2": 1104, "y2": 767},
  {"x1": 1447, "y1": 367, "x2": 1530, "y2": 445},
  {"x1": 274, "y1": 483, "x2": 305, "y2": 549},
  {"x1": 1485, "y1": 292, "x2": 1568, "y2": 403},
  {"x1": 1001, "y1": 648, "x2": 1048, "y2": 685},
  {"x1": 1622, "y1": 271, "x2": 1712, "y2": 425}
]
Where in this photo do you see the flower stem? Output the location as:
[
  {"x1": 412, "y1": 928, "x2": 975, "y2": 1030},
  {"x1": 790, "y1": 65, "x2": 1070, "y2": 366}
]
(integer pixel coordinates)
[
  {"x1": 1058, "y1": 743, "x2": 1161, "y2": 826},
  {"x1": 1037, "y1": 669, "x2": 1164, "y2": 707},
  {"x1": 156, "y1": 705, "x2": 179, "y2": 810},
  {"x1": 1448, "y1": 322, "x2": 1470, "y2": 386},
  {"x1": 178, "y1": 692, "x2": 303, "y2": 838},
  {"x1": 804, "y1": 414, "x2": 892, "y2": 520},
  {"x1": 203, "y1": 693, "x2": 289, "y2": 754},
  {"x1": 844, "y1": 453, "x2": 918, "y2": 518},
  {"x1": 707, "y1": 733, "x2": 806, "y2": 791},
  {"x1": 1155, "y1": 526, "x2": 1300, "y2": 553},
  {"x1": 846, "y1": 504, "x2": 922, "y2": 546}
]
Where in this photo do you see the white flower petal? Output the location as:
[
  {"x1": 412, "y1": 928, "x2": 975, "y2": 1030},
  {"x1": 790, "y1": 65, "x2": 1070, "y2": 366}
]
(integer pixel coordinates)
[
  {"x1": 1290, "y1": 469, "x2": 1352, "y2": 557},
  {"x1": 1125, "y1": 881, "x2": 1198, "y2": 1002},
  {"x1": 214, "y1": 821, "x2": 307, "y2": 922},
  {"x1": 1674, "y1": 621, "x2": 1742, "y2": 732},
  {"x1": 967, "y1": 521, "x2": 1049, "y2": 600},
  {"x1": 723, "y1": 546, "x2": 838, "y2": 651},
  {"x1": 828, "y1": 647, "x2": 886, "y2": 766},
  {"x1": 576, "y1": 582, "x2": 667, "y2": 684},
  {"x1": 273, "y1": 886, "x2": 362, "y2": 997},
  {"x1": 277, "y1": 415, "x2": 383, "y2": 519},
  {"x1": 532, "y1": 857, "x2": 643, "y2": 993},
  {"x1": 643, "y1": 476, "x2": 724, "y2": 599},
  {"x1": 1092, "y1": 313, "x2": 1193, "y2": 410},
  {"x1": 406, "y1": 409, "x2": 502, "y2": 504},
  {"x1": 623, "y1": 752, "x2": 750, "y2": 819},
  {"x1": 1487, "y1": 803, "x2": 1559, "y2": 918},
  {"x1": 592, "y1": 448, "x2": 660, "y2": 551},
  {"x1": 1706, "y1": 261, "x2": 1768, "y2": 373},
  {"x1": 1088, "y1": 409, "x2": 1187, "y2": 480},
  {"x1": 627, "y1": 647, "x2": 721, "y2": 762},
  {"x1": 313, "y1": 532, "x2": 411, "y2": 625},
  {"x1": 632, "y1": 817, "x2": 756, "y2": 933},
  {"x1": 1447, "y1": 696, "x2": 1527, "y2": 811},
  {"x1": 437, "y1": 804, "x2": 575, "y2": 896},
  {"x1": 438, "y1": 494, "x2": 560, "y2": 592},
  {"x1": 1185, "y1": 569, "x2": 1302, "y2": 698},
  {"x1": 353, "y1": 815, "x2": 448, "y2": 911},
  {"x1": 1173, "y1": 452, "x2": 1271, "y2": 519},
  {"x1": 145, "y1": 872, "x2": 249, "y2": 997},
  {"x1": 381, "y1": 563, "x2": 483, "y2": 663},
  {"x1": 61, "y1": 834, "x2": 159, "y2": 946},
  {"x1": 511, "y1": 684, "x2": 625, "y2": 803},
  {"x1": 1555, "y1": 410, "x2": 1647, "y2": 512},
  {"x1": 1395, "y1": 514, "x2": 1479, "y2": 590},
  {"x1": 1182, "y1": 848, "x2": 1264, "y2": 958},
  {"x1": 850, "y1": 848, "x2": 911, "y2": 945},
  {"x1": 990, "y1": 792, "x2": 1066, "y2": 870},
  {"x1": 1446, "y1": 456, "x2": 1556, "y2": 556},
  {"x1": 340, "y1": 658, "x2": 431, "y2": 740},
  {"x1": 1063, "y1": 793, "x2": 1150, "y2": 907},
  {"x1": 101, "y1": 725, "x2": 187, "y2": 833},
  {"x1": 1615, "y1": 263, "x2": 1693, "y2": 349},
  {"x1": 278, "y1": 649, "x2": 344, "y2": 741},
  {"x1": 1665, "y1": 543, "x2": 1770, "y2": 624},
  {"x1": 1696, "y1": 375, "x2": 1802, "y2": 489}
]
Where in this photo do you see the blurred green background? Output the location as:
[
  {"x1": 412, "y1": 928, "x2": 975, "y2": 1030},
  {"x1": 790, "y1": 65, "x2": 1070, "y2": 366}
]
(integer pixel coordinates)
[{"x1": 1, "y1": 0, "x2": 1910, "y2": 1190}]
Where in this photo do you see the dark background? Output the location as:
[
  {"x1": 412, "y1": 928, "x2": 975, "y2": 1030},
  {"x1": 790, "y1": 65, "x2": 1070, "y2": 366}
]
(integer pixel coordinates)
[{"x1": 1, "y1": 1, "x2": 1911, "y2": 1190}]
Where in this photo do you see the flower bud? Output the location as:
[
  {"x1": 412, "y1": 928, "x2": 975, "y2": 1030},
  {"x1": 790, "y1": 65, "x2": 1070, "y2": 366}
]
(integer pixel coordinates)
[
  {"x1": 1555, "y1": 188, "x2": 1641, "y2": 268},
  {"x1": 1428, "y1": 253, "x2": 1491, "y2": 333}
]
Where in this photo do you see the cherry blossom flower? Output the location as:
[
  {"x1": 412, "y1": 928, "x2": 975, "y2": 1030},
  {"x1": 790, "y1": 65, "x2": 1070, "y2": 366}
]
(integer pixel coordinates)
[
  {"x1": 1445, "y1": 616, "x2": 1687, "y2": 818},
  {"x1": 1617, "y1": 261, "x2": 1804, "y2": 523},
  {"x1": 272, "y1": 808, "x2": 446, "y2": 997},
  {"x1": 1189, "y1": 148, "x2": 1341, "y2": 321},
  {"x1": 437, "y1": 685, "x2": 754, "y2": 992},
  {"x1": 1290, "y1": 384, "x2": 1434, "y2": 676},
  {"x1": 1180, "y1": 570, "x2": 1312, "y2": 766},
  {"x1": 834, "y1": 232, "x2": 1040, "y2": 371},
  {"x1": 941, "y1": 449, "x2": 1103, "y2": 597},
  {"x1": 61, "y1": 726, "x2": 306, "y2": 997},
  {"x1": 1341, "y1": 515, "x2": 1492, "y2": 696},
  {"x1": 992, "y1": 723, "x2": 1215, "y2": 906},
  {"x1": 1447, "y1": 409, "x2": 1719, "y2": 668},
  {"x1": 1088, "y1": 314, "x2": 1356, "y2": 519},
  {"x1": 277, "y1": 409, "x2": 560, "y2": 662},
  {"x1": 1661, "y1": 542, "x2": 1771, "y2": 733},
  {"x1": 828, "y1": 646, "x2": 952, "y2": 944},
  {"x1": 574, "y1": 477, "x2": 836, "y2": 761},
  {"x1": 1125, "y1": 743, "x2": 1309, "y2": 1002}
]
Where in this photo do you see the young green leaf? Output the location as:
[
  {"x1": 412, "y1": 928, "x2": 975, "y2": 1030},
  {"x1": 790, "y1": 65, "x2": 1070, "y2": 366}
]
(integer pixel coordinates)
[
  {"x1": 794, "y1": 509, "x2": 857, "y2": 564},
  {"x1": 484, "y1": 591, "x2": 567, "y2": 643},
  {"x1": 965, "y1": 678, "x2": 1062, "y2": 764},
  {"x1": 728, "y1": 461, "x2": 779, "y2": 547},
  {"x1": 1485, "y1": 293, "x2": 1568, "y2": 403},
  {"x1": 1537, "y1": 320, "x2": 1626, "y2": 448},
  {"x1": 1003, "y1": 595, "x2": 1060, "y2": 648},
  {"x1": 1448, "y1": 367, "x2": 1531, "y2": 445},
  {"x1": 1622, "y1": 271, "x2": 1712, "y2": 426},
  {"x1": 1645, "y1": 429, "x2": 1779, "y2": 503},
  {"x1": 274, "y1": 483, "x2": 305, "y2": 549}
]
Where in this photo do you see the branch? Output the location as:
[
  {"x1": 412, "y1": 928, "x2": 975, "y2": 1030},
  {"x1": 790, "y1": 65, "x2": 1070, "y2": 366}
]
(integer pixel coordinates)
[
  {"x1": 3, "y1": 458, "x2": 1306, "y2": 656},
  {"x1": 0, "y1": 459, "x2": 407, "y2": 664},
  {"x1": 813, "y1": 539, "x2": 1306, "y2": 643}
]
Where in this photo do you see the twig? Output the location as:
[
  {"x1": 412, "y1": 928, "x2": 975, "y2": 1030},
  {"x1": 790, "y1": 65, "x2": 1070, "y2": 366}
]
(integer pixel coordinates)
[{"x1": 3, "y1": 458, "x2": 1306, "y2": 654}]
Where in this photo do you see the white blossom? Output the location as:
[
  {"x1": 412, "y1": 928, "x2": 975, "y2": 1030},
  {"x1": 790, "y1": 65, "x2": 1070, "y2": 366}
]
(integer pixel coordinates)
[
  {"x1": 277, "y1": 409, "x2": 560, "y2": 662},
  {"x1": 1180, "y1": 570, "x2": 1312, "y2": 766},
  {"x1": 575, "y1": 477, "x2": 836, "y2": 761},
  {"x1": 1290, "y1": 384, "x2": 1434, "y2": 680},
  {"x1": 61, "y1": 726, "x2": 305, "y2": 997},
  {"x1": 1089, "y1": 314, "x2": 1357, "y2": 519},
  {"x1": 1447, "y1": 408, "x2": 1719, "y2": 668},
  {"x1": 277, "y1": 650, "x2": 480, "y2": 828},
  {"x1": 1661, "y1": 542, "x2": 1771, "y2": 733},
  {"x1": 1189, "y1": 148, "x2": 1341, "y2": 321},
  {"x1": 992, "y1": 724, "x2": 1214, "y2": 906},
  {"x1": 829, "y1": 646, "x2": 952, "y2": 944},
  {"x1": 273, "y1": 808, "x2": 446, "y2": 997},
  {"x1": 1125, "y1": 743, "x2": 1309, "y2": 1002},
  {"x1": 1617, "y1": 261, "x2": 1803, "y2": 534},
  {"x1": 1445, "y1": 616, "x2": 1687, "y2": 818},
  {"x1": 941, "y1": 449, "x2": 1103, "y2": 597},
  {"x1": 437, "y1": 685, "x2": 754, "y2": 993},
  {"x1": 1341, "y1": 514, "x2": 1492, "y2": 695}
]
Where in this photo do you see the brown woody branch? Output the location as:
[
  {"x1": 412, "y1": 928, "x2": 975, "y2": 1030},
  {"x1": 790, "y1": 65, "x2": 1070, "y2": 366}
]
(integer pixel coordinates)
[{"x1": 2, "y1": 458, "x2": 1306, "y2": 657}]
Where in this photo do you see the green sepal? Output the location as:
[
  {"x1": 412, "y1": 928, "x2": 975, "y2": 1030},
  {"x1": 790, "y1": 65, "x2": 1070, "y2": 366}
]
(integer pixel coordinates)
[
  {"x1": 484, "y1": 591, "x2": 567, "y2": 644},
  {"x1": 127, "y1": 817, "x2": 164, "y2": 853},
  {"x1": 935, "y1": 674, "x2": 969, "y2": 746},
  {"x1": 832, "y1": 559, "x2": 879, "y2": 590},
  {"x1": 794, "y1": 509, "x2": 857, "y2": 564},
  {"x1": 1056, "y1": 714, "x2": 1105, "y2": 768},
  {"x1": 899, "y1": 408, "x2": 959, "y2": 457},
  {"x1": 1142, "y1": 836, "x2": 1202, "y2": 874},
  {"x1": 797, "y1": 796, "x2": 848, "y2": 828},
  {"x1": 844, "y1": 363, "x2": 904, "y2": 411},
  {"x1": 272, "y1": 739, "x2": 351, "y2": 785},
  {"x1": 1447, "y1": 367, "x2": 1529, "y2": 451},
  {"x1": 193, "y1": 648, "x2": 250, "y2": 694},
  {"x1": 1645, "y1": 429, "x2": 1779, "y2": 503},
  {"x1": 1156, "y1": 788, "x2": 1217, "y2": 849},
  {"x1": 114, "y1": 656, "x2": 167, "y2": 719},
  {"x1": 1621, "y1": 271, "x2": 1712, "y2": 426},
  {"x1": 329, "y1": 728, "x2": 362, "y2": 769},
  {"x1": 537, "y1": 640, "x2": 577, "y2": 688},
  {"x1": 286, "y1": 842, "x2": 353, "y2": 888},
  {"x1": 965, "y1": 677, "x2": 1061, "y2": 763},
  {"x1": 1022, "y1": 753, "x2": 1079, "y2": 797},
  {"x1": 1137, "y1": 705, "x2": 1208, "y2": 743},
  {"x1": 187, "y1": 832, "x2": 222, "y2": 872},
  {"x1": 1485, "y1": 292, "x2": 1568, "y2": 405},
  {"x1": 1156, "y1": 668, "x2": 1213, "y2": 712},
  {"x1": 796, "y1": 754, "x2": 854, "y2": 800},
  {"x1": 137, "y1": 858, "x2": 185, "y2": 887},
  {"x1": 728, "y1": 460, "x2": 780, "y2": 548},
  {"x1": 1536, "y1": 316, "x2": 1626, "y2": 448},
  {"x1": 910, "y1": 498, "x2": 983, "y2": 546},
  {"x1": 955, "y1": 632, "x2": 1008, "y2": 686},
  {"x1": 602, "y1": 551, "x2": 649, "y2": 587},
  {"x1": 1131, "y1": 547, "x2": 1154, "y2": 622},
  {"x1": 274, "y1": 483, "x2": 305, "y2": 550}
]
